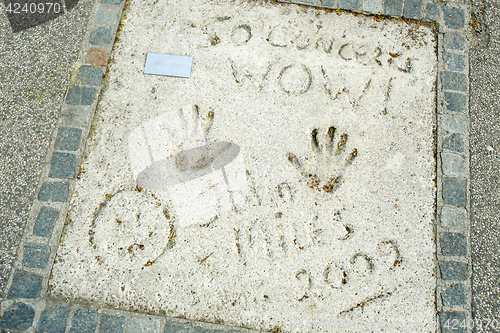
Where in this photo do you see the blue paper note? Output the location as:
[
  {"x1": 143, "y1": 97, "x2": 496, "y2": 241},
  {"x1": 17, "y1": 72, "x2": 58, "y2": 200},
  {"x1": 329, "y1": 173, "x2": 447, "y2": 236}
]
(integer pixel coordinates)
[{"x1": 143, "y1": 53, "x2": 193, "y2": 78}]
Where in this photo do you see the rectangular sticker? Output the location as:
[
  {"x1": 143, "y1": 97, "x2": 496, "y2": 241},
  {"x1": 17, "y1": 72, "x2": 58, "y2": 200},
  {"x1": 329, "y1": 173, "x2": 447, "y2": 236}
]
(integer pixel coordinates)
[{"x1": 143, "y1": 53, "x2": 193, "y2": 78}]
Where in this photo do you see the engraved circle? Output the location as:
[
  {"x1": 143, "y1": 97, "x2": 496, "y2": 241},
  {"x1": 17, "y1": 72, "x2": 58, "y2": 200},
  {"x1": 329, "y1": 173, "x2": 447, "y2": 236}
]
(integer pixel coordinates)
[
  {"x1": 278, "y1": 64, "x2": 312, "y2": 94},
  {"x1": 231, "y1": 24, "x2": 252, "y2": 45}
]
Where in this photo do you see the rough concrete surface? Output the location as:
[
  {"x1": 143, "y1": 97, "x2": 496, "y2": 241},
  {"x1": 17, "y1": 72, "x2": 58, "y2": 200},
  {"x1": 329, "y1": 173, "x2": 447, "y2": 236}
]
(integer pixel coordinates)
[
  {"x1": 48, "y1": 1, "x2": 438, "y2": 331},
  {"x1": 0, "y1": 0, "x2": 91, "y2": 300},
  {"x1": 469, "y1": 0, "x2": 500, "y2": 322}
]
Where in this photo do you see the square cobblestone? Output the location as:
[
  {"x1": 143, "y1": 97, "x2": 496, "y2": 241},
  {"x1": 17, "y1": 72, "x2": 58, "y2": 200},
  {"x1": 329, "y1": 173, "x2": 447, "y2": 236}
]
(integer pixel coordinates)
[
  {"x1": 90, "y1": 27, "x2": 112, "y2": 45},
  {"x1": 441, "y1": 71, "x2": 467, "y2": 91},
  {"x1": 82, "y1": 87, "x2": 98, "y2": 105},
  {"x1": 362, "y1": 0, "x2": 382, "y2": 13},
  {"x1": 443, "y1": 52, "x2": 465, "y2": 72},
  {"x1": 439, "y1": 312, "x2": 466, "y2": 333},
  {"x1": 124, "y1": 317, "x2": 161, "y2": 333},
  {"x1": 66, "y1": 86, "x2": 82, "y2": 105},
  {"x1": 440, "y1": 232, "x2": 467, "y2": 256},
  {"x1": 443, "y1": 177, "x2": 467, "y2": 207},
  {"x1": 440, "y1": 261, "x2": 468, "y2": 280},
  {"x1": 77, "y1": 65, "x2": 103, "y2": 86},
  {"x1": 338, "y1": 0, "x2": 361, "y2": 10},
  {"x1": 443, "y1": 133, "x2": 464, "y2": 152},
  {"x1": 95, "y1": 5, "x2": 121, "y2": 26},
  {"x1": 403, "y1": 0, "x2": 421, "y2": 19},
  {"x1": 38, "y1": 181, "x2": 69, "y2": 202},
  {"x1": 441, "y1": 114, "x2": 468, "y2": 133},
  {"x1": 33, "y1": 206, "x2": 59, "y2": 238},
  {"x1": 86, "y1": 47, "x2": 109, "y2": 66},
  {"x1": 444, "y1": 92, "x2": 466, "y2": 112},
  {"x1": 22, "y1": 243, "x2": 50, "y2": 269},
  {"x1": 164, "y1": 322, "x2": 190, "y2": 333},
  {"x1": 383, "y1": 0, "x2": 403, "y2": 16},
  {"x1": 59, "y1": 106, "x2": 91, "y2": 128},
  {"x1": 444, "y1": 32, "x2": 466, "y2": 51},
  {"x1": 69, "y1": 309, "x2": 97, "y2": 333},
  {"x1": 49, "y1": 152, "x2": 77, "y2": 179},
  {"x1": 441, "y1": 152, "x2": 466, "y2": 176},
  {"x1": 37, "y1": 305, "x2": 69, "y2": 333},
  {"x1": 440, "y1": 206, "x2": 467, "y2": 230},
  {"x1": 441, "y1": 283, "x2": 466, "y2": 306},
  {"x1": 99, "y1": 314, "x2": 125, "y2": 333},
  {"x1": 0, "y1": 302, "x2": 35, "y2": 331},
  {"x1": 54, "y1": 127, "x2": 82, "y2": 151},
  {"x1": 424, "y1": 3, "x2": 440, "y2": 21},
  {"x1": 442, "y1": 6, "x2": 465, "y2": 29},
  {"x1": 320, "y1": 0, "x2": 335, "y2": 7},
  {"x1": 7, "y1": 271, "x2": 42, "y2": 299}
]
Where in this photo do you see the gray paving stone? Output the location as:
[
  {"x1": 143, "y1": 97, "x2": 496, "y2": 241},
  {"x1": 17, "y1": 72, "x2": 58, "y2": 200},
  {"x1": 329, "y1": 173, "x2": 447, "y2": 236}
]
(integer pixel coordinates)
[
  {"x1": 7, "y1": 271, "x2": 42, "y2": 299},
  {"x1": 441, "y1": 284, "x2": 466, "y2": 306},
  {"x1": 362, "y1": 0, "x2": 382, "y2": 13},
  {"x1": 440, "y1": 232, "x2": 467, "y2": 256},
  {"x1": 443, "y1": 177, "x2": 467, "y2": 207},
  {"x1": 383, "y1": 0, "x2": 403, "y2": 16},
  {"x1": 442, "y1": 6, "x2": 465, "y2": 29},
  {"x1": 22, "y1": 243, "x2": 50, "y2": 269},
  {"x1": 440, "y1": 261, "x2": 468, "y2": 280},
  {"x1": 338, "y1": 0, "x2": 361, "y2": 10},
  {"x1": 443, "y1": 52, "x2": 465, "y2": 72},
  {"x1": 124, "y1": 317, "x2": 161, "y2": 333},
  {"x1": 48, "y1": 152, "x2": 77, "y2": 179},
  {"x1": 37, "y1": 305, "x2": 69, "y2": 333},
  {"x1": 439, "y1": 311, "x2": 466, "y2": 332},
  {"x1": 95, "y1": 5, "x2": 121, "y2": 26},
  {"x1": 440, "y1": 206, "x2": 467, "y2": 230},
  {"x1": 90, "y1": 27, "x2": 112, "y2": 45},
  {"x1": 0, "y1": 302, "x2": 35, "y2": 331},
  {"x1": 77, "y1": 65, "x2": 103, "y2": 86},
  {"x1": 441, "y1": 114, "x2": 468, "y2": 133},
  {"x1": 444, "y1": 32, "x2": 466, "y2": 51},
  {"x1": 403, "y1": 0, "x2": 421, "y2": 19},
  {"x1": 68, "y1": 86, "x2": 98, "y2": 105},
  {"x1": 33, "y1": 206, "x2": 59, "y2": 237},
  {"x1": 99, "y1": 313, "x2": 125, "y2": 333},
  {"x1": 192, "y1": 327, "x2": 224, "y2": 333},
  {"x1": 424, "y1": 3, "x2": 440, "y2": 21},
  {"x1": 164, "y1": 322, "x2": 190, "y2": 333},
  {"x1": 54, "y1": 127, "x2": 82, "y2": 151},
  {"x1": 38, "y1": 181, "x2": 69, "y2": 202},
  {"x1": 66, "y1": 86, "x2": 82, "y2": 105},
  {"x1": 59, "y1": 106, "x2": 92, "y2": 128},
  {"x1": 82, "y1": 87, "x2": 98, "y2": 105},
  {"x1": 441, "y1": 152, "x2": 466, "y2": 176},
  {"x1": 101, "y1": 0, "x2": 121, "y2": 4},
  {"x1": 441, "y1": 71, "x2": 467, "y2": 91},
  {"x1": 444, "y1": 92, "x2": 466, "y2": 112},
  {"x1": 69, "y1": 309, "x2": 97, "y2": 333},
  {"x1": 442, "y1": 133, "x2": 464, "y2": 152},
  {"x1": 320, "y1": 0, "x2": 335, "y2": 7}
]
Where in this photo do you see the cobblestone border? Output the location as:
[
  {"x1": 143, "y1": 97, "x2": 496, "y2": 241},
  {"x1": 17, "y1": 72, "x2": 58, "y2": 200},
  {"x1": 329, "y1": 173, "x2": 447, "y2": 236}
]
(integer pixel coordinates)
[{"x1": 0, "y1": 0, "x2": 472, "y2": 332}]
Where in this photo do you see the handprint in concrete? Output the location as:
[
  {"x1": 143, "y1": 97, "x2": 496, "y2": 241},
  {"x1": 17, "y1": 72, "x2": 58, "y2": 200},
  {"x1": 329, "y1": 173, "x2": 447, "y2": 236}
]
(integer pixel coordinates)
[
  {"x1": 286, "y1": 126, "x2": 358, "y2": 193},
  {"x1": 128, "y1": 104, "x2": 248, "y2": 227}
]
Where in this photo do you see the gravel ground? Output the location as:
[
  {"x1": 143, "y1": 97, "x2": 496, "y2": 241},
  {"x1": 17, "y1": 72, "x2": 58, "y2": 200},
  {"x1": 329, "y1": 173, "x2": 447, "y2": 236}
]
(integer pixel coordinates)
[
  {"x1": 0, "y1": 0, "x2": 92, "y2": 300},
  {"x1": 469, "y1": 0, "x2": 500, "y2": 322}
]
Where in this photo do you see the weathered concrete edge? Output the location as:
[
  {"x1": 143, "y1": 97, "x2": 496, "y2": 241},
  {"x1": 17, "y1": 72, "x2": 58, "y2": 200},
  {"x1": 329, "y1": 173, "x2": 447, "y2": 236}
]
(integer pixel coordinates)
[{"x1": 0, "y1": 0, "x2": 472, "y2": 332}]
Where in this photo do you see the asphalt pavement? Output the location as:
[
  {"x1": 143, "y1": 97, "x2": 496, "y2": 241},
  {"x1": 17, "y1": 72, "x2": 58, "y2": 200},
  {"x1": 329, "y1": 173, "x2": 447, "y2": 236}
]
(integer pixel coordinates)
[{"x1": 0, "y1": 0, "x2": 92, "y2": 299}]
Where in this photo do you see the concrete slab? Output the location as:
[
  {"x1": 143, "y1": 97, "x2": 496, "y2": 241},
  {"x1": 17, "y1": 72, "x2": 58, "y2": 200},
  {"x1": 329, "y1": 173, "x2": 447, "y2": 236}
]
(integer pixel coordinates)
[{"x1": 49, "y1": 1, "x2": 437, "y2": 331}]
